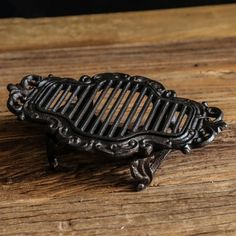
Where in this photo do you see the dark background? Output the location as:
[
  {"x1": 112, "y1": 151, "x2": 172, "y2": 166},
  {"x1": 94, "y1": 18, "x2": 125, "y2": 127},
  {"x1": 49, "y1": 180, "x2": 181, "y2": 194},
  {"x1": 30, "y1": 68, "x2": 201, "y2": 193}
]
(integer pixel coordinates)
[{"x1": 1, "y1": 0, "x2": 236, "y2": 18}]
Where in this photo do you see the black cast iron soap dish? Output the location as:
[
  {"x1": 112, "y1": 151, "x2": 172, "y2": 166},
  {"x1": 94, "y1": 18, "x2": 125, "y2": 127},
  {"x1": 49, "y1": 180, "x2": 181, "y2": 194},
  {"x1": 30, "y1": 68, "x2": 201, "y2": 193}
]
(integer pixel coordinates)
[{"x1": 7, "y1": 73, "x2": 226, "y2": 191}]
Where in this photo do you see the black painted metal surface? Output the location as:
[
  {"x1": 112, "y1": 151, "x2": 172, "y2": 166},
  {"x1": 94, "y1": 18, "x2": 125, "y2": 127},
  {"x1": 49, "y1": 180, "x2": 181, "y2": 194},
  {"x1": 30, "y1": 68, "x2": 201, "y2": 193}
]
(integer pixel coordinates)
[{"x1": 7, "y1": 73, "x2": 227, "y2": 190}]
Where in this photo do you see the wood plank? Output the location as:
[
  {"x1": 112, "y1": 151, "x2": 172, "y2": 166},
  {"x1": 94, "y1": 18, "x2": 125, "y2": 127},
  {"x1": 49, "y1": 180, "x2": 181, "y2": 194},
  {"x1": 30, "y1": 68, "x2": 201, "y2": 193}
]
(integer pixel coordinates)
[
  {"x1": 0, "y1": 4, "x2": 236, "y2": 52},
  {"x1": 0, "y1": 4, "x2": 236, "y2": 236}
]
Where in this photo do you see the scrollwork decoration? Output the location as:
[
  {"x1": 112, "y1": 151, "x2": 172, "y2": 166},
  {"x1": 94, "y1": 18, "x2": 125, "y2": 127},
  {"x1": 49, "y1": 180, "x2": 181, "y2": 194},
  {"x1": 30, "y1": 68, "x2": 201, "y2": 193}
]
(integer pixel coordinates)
[{"x1": 7, "y1": 73, "x2": 227, "y2": 191}]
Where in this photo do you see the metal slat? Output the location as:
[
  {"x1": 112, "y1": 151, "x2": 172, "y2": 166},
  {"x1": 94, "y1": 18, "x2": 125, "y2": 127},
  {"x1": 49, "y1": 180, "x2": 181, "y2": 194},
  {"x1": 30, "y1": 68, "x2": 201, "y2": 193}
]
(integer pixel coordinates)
[
  {"x1": 173, "y1": 105, "x2": 187, "y2": 133},
  {"x1": 153, "y1": 101, "x2": 170, "y2": 131},
  {"x1": 39, "y1": 85, "x2": 58, "y2": 107},
  {"x1": 35, "y1": 82, "x2": 54, "y2": 104},
  {"x1": 68, "y1": 86, "x2": 91, "y2": 119},
  {"x1": 80, "y1": 80, "x2": 113, "y2": 131},
  {"x1": 107, "y1": 83, "x2": 139, "y2": 137},
  {"x1": 132, "y1": 93, "x2": 154, "y2": 132},
  {"x1": 74, "y1": 83, "x2": 103, "y2": 127},
  {"x1": 143, "y1": 99, "x2": 161, "y2": 130},
  {"x1": 44, "y1": 84, "x2": 64, "y2": 110},
  {"x1": 61, "y1": 86, "x2": 81, "y2": 115},
  {"x1": 88, "y1": 81, "x2": 123, "y2": 134},
  {"x1": 161, "y1": 103, "x2": 179, "y2": 132},
  {"x1": 120, "y1": 87, "x2": 147, "y2": 136},
  {"x1": 52, "y1": 85, "x2": 72, "y2": 112},
  {"x1": 97, "y1": 82, "x2": 131, "y2": 136}
]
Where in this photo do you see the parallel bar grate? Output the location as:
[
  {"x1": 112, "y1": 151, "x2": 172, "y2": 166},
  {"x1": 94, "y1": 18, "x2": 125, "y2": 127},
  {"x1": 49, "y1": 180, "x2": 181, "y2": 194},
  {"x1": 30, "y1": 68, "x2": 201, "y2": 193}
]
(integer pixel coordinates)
[{"x1": 37, "y1": 79, "x2": 191, "y2": 138}]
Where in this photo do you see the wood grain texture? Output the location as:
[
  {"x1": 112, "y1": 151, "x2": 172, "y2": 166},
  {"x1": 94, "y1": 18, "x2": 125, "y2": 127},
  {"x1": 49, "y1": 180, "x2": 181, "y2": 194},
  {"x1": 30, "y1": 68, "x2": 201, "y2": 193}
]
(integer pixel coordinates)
[
  {"x1": 0, "y1": 4, "x2": 236, "y2": 52},
  {"x1": 0, "y1": 4, "x2": 236, "y2": 236}
]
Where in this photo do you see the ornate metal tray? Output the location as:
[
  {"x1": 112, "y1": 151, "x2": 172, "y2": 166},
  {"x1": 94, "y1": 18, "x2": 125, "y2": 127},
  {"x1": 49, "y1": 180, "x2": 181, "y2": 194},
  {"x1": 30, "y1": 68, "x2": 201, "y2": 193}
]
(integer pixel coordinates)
[{"x1": 7, "y1": 73, "x2": 226, "y2": 190}]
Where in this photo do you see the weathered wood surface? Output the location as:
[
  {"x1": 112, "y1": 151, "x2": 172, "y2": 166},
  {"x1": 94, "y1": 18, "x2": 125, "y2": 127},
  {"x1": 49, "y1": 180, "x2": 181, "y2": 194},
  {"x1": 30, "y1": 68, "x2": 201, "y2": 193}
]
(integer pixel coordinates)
[{"x1": 0, "y1": 4, "x2": 236, "y2": 236}]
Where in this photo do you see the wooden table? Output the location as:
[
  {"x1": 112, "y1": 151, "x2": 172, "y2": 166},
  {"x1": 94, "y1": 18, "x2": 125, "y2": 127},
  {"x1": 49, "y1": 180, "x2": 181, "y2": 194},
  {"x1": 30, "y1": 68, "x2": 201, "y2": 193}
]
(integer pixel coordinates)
[{"x1": 0, "y1": 4, "x2": 236, "y2": 236}]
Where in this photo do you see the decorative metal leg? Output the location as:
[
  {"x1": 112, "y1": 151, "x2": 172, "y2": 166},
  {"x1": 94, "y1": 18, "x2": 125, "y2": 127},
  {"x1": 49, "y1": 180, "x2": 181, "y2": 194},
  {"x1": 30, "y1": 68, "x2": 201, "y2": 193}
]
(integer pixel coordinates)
[
  {"x1": 130, "y1": 149, "x2": 171, "y2": 191},
  {"x1": 46, "y1": 134, "x2": 59, "y2": 170}
]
